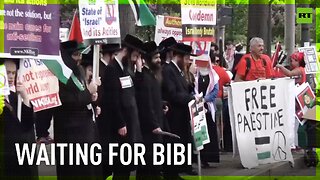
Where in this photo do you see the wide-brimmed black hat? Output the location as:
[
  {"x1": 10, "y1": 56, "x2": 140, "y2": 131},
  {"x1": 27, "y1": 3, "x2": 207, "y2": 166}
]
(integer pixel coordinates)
[
  {"x1": 101, "y1": 43, "x2": 122, "y2": 54},
  {"x1": 142, "y1": 41, "x2": 164, "y2": 58},
  {"x1": 60, "y1": 40, "x2": 86, "y2": 54},
  {"x1": 122, "y1": 34, "x2": 145, "y2": 53},
  {"x1": 159, "y1": 37, "x2": 177, "y2": 50},
  {"x1": 81, "y1": 51, "x2": 93, "y2": 67},
  {"x1": 169, "y1": 43, "x2": 197, "y2": 56}
]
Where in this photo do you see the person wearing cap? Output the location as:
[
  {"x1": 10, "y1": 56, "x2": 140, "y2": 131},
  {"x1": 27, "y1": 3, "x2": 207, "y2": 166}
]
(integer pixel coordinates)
[
  {"x1": 101, "y1": 35, "x2": 142, "y2": 179},
  {"x1": 161, "y1": 43, "x2": 199, "y2": 177},
  {"x1": 159, "y1": 37, "x2": 177, "y2": 67},
  {"x1": 54, "y1": 40, "x2": 100, "y2": 178},
  {"x1": 234, "y1": 37, "x2": 273, "y2": 81},
  {"x1": 135, "y1": 41, "x2": 165, "y2": 179},
  {"x1": 276, "y1": 52, "x2": 306, "y2": 85},
  {"x1": 1, "y1": 59, "x2": 38, "y2": 179}
]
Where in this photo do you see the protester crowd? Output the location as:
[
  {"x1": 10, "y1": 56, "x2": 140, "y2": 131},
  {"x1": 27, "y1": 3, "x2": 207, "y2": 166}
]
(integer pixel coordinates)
[{"x1": 0, "y1": 34, "x2": 315, "y2": 180}]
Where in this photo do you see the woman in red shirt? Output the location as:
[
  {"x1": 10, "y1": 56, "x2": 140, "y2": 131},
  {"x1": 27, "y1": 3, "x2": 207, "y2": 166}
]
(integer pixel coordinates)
[
  {"x1": 276, "y1": 52, "x2": 306, "y2": 85},
  {"x1": 210, "y1": 51, "x2": 232, "y2": 152}
]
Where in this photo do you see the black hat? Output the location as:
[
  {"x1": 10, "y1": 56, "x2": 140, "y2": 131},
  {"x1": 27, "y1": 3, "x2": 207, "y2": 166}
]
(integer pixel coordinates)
[
  {"x1": 169, "y1": 43, "x2": 197, "y2": 56},
  {"x1": 142, "y1": 41, "x2": 163, "y2": 58},
  {"x1": 101, "y1": 44, "x2": 121, "y2": 54},
  {"x1": 60, "y1": 40, "x2": 86, "y2": 54},
  {"x1": 122, "y1": 34, "x2": 145, "y2": 53},
  {"x1": 81, "y1": 51, "x2": 93, "y2": 67},
  {"x1": 159, "y1": 37, "x2": 177, "y2": 50}
]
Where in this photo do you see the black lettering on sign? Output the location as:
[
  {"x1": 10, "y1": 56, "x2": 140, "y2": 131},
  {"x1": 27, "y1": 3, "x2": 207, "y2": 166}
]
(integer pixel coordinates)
[
  {"x1": 260, "y1": 86, "x2": 267, "y2": 109},
  {"x1": 270, "y1": 85, "x2": 276, "y2": 108},
  {"x1": 245, "y1": 88, "x2": 250, "y2": 111}
]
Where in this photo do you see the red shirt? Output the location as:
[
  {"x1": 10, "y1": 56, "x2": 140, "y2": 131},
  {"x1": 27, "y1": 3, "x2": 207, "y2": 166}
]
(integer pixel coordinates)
[
  {"x1": 213, "y1": 66, "x2": 231, "y2": 98},
  {"x1": 235, "y1": 54, "x2": 273, "y2": 81},
  {"x1": 296, "y1": 66, "x2": 306, "y2": 85}
]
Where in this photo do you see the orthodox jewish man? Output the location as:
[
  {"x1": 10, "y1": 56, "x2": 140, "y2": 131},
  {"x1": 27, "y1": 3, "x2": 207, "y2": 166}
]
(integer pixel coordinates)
[
  {"x1": 162, "y1": 43, "x2": 199, "y2": 178},
  {"x1": 101, "y1": 34, "x2": 143, "y2": 180},
  {"x1": 159, "y1": 37, "x2": 177, "y2": 67},
  {"x1": 97, "y1": 43, "x2": 122, "y2": 178},
  {"x1": 135, "y1": 41, "x2": 165, "y2": 179},
  {"x1": 54, "y1": 40, "x2": 100, "y2": 179}
]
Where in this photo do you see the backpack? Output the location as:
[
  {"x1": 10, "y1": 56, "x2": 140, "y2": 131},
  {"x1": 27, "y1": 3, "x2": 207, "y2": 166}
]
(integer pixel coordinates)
[{"x1": 243, "y1": 57, "x2": 267, "y2": 80}]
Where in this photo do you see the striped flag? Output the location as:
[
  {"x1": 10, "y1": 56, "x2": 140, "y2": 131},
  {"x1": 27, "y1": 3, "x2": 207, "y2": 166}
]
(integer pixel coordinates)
[
  {"x1": 129, "y1": 0, "x2": 156, "y2": 26},
  {"x1": 41, "y1": 57, "x2": 72, "y2": 85},
  {"x1": 42, "y1": 58, "x2": 85, "y2": 91},
  {"x1": 255, "y1": 136, "x2": 271, "y2": 160}
]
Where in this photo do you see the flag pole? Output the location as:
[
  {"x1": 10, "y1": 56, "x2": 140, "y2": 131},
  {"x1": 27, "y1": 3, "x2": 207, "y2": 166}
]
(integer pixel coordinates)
[
  {"x1": 17, "y1": 66, "x2": 22, "y2": 122},
  {"x1": 92, "y1": 45, "x2": 100, "y2": 83}
]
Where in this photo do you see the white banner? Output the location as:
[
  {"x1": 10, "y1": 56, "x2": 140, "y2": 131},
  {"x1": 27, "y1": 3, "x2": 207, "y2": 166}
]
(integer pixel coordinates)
[
  {"x1": 154, "y1": 15, "x2": 182, "y2": 45},
  {"x1": 19, "y1": 59, "x2": 61, "y2": 112},
  {"x1": 230, "y1": 78, "x2": 295, "y2": 169},
  {"x1": 79, "y1": 0, "x2": 120, "y2": 41}
]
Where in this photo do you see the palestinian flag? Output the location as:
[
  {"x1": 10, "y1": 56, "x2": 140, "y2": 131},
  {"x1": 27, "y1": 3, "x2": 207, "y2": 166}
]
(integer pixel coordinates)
[
  {"x1": 129, "y1": 0, "x2": 156, "y2": 26},
  {"x1": 42, "y1": 58, "x2": 85, "y2": 91},
  {"x1": 255, "y1": 136, "x2": 271, "y2": 160},
  {"x1": 69, "y1": 9, "x2": 83, "y2": 43}
]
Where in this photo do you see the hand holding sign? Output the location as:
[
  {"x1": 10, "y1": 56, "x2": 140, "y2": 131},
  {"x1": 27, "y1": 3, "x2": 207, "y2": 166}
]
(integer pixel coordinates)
[
  {"x1": 16, "y1": 79, "x2": 30, "y2": 107},
  {"x1": 87, "y1": 80, "x2": 98, "y2": 94}
]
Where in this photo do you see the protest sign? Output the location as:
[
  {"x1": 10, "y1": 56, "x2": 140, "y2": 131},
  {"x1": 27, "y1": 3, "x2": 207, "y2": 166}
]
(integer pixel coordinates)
[
  {"x1": 296, "y1": 83, "x2": 316, "y2": 118},
  {"x1": 230, "y1": 78, "x2": 295, "y2": 169},
  {"x1": 1, "y1": 2, "x2": 60, "y2": 59},
  {"x1": 154, "y1": 15, "x2": 182, "y2": 45},
  {"x1": 181, "y1": 0, "x2": 216, "y2": 66},
  {"x1": 0, "y1": 64, "x2": 10, "y2": 95},
  {"x1": 79, "y1": 0, "x2": 121, "y2": 44},
  {"x1": 188, "y1": 95, "x2": 210, "y2": 151},
  {"x1": 298, "y1": 46, "x2": 320, "y2": 74},
  {"x1": 19, "y1": 59, "x2": 61, "y2": 112}
]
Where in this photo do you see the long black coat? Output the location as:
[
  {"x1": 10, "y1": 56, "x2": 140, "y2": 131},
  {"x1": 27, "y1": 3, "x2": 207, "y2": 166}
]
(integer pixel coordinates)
[
  {"x1": 162, "y1": 62, "x2": 195, "y2": 174},
  {"x1": 0, "y1": 92, "x2": 38, "y2": 179},
  {"x1": 135, "y1": 67, "x2": 164, "y2": 135},
  {"x1": 101, "y1": 58, "x2": 142, "y2": 170},
  {"x1": 53, "y1": 52, "x2": 99, "y2": 179},
  {"x1": 135, "y1": 67, "x2": 164, "y2": 177},
  {"x1": 162, "y1": 62, "x2": 194, "y2": 141}
]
